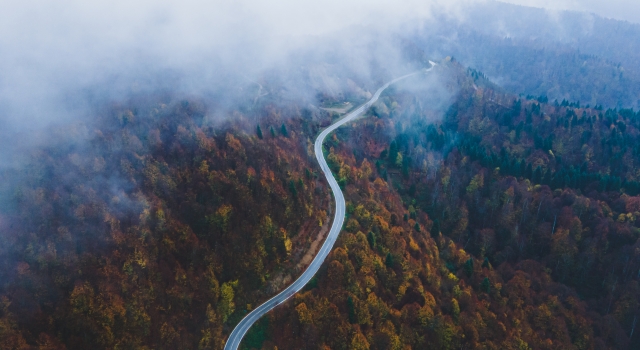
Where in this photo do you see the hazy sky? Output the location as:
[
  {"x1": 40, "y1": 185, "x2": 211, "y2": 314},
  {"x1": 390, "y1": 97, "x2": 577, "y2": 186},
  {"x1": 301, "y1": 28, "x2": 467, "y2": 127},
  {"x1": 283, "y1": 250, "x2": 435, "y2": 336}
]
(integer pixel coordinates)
[{"x1": 503, "y1": 0, "x2": 640, "y2": 24}]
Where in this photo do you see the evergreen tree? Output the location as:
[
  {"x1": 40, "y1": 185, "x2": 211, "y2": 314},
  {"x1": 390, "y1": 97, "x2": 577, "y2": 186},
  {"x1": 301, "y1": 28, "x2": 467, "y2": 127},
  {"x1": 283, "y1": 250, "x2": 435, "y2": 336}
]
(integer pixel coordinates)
[
  {"x1": 288, "y1": 180, "x2": 297, "y2": 197},
  {"x1": 533, "y1": 166, "x2": 542, "y2": 183},
  {"x1": 347, "y1": 296, "x2": 356, "y2": 324},
  {"x1": 385, "y1": 252, "x2": 394, "y2": 268},
  {"x1": 256, "y1": 124, "x2": 263, "y2": 139},
  {"x1": 464, "y1": 258, "x2": 474, "y2": 277},
  {"x1": 481, "y1": 277, "x2": 491, "y2": 293},
  {"x1": 280, "y1": 123, "x2": 288, "y2": 137},
  {"x1": 481, "y1": 257, "x2": 490, "y2": 268},
  {"x1": 367, "y1": 231, "x2": 376, "y2": 249}
]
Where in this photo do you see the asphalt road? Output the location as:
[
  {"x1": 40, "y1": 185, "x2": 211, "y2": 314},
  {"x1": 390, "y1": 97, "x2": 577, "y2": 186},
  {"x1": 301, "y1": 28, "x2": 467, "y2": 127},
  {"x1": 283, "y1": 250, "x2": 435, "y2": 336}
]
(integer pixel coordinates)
[{"x1": 224, "y1": 62, "x2": 436, "y2": 350}]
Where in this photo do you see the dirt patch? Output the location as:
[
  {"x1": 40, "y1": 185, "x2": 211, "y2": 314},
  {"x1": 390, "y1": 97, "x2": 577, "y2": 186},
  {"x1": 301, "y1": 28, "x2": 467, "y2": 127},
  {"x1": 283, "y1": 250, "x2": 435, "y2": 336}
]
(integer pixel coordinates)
[
  {"x1": 296, "y1": 213, "x2": 331, "y2": 270},
  {"x1": 263, "y1": 191, "x2": 333, "y2": 295}
]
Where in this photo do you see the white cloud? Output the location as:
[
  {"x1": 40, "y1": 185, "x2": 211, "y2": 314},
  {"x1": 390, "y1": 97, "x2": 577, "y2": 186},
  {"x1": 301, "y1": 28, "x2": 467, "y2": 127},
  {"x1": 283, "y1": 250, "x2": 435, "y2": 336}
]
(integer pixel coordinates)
[
  {"x1": 0, "y1": 0, "x2": 634, "y2": 138},
  {"x1": 0, "y1": 0, "x2": 484, "y2": 128}
]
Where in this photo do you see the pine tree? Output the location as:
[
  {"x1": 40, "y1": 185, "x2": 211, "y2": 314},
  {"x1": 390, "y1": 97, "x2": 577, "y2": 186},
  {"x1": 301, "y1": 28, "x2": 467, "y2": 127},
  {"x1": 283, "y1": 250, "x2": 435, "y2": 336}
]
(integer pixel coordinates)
[
  {"x1": 367, "y1": 232, "x2": 376, "y2": 249},
  {"x1": 482, "y1": 258, "x2": 490, "y2": 269},
  {"x1": 533, "y1": 166, "x2": 542, "y2": 183},
  {"x1": 256, "y1": 125, "x2": 263, "y2": 139},
  {"x1": 280, "y1": 123, "x2": 288, "y2": 137},
  {"x1": 347, "y1": 296, "x2": 356, "y2": 324},
  {"x1": 385, "y1": 252, "x2": 394, "y2": 268},
  {"x1": 288, "y1": 180, "x2": 297, "y2": 197},
  {"x1": 464, "y1": 258, "x2": 473, "y2": 277},
  {"x1": 481, "y1": 277, "x2": 491, "y2": 293}
]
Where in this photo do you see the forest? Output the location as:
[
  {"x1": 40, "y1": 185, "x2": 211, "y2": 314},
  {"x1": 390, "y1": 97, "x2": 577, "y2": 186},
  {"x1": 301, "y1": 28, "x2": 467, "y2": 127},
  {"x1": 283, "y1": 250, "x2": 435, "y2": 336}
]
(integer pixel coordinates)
[
  {"x1": 414, "y1": 1, "x2": 640, "y2": 109},
  {"x1": 248, "y1": 60, "x2": 640, "y2": 349},
  {"x1": 0, "y1": 96, "x2": 333, "y2": 348},
  {"x1": 2, "y1": 58, "x2": 640, "y2": 350}
]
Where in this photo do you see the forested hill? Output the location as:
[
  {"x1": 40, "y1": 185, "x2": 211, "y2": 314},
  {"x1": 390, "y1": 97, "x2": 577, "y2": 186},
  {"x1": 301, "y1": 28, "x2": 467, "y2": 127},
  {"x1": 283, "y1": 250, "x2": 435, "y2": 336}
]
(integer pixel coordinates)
[
  {"x1": 249, "y1": 60, "x2": 640, "y2": 349},
  {"x1": 3, "y1": 54, "x2": 640, "y2": 349},
  {"x1": 0, "y1": 96, "x2": 335, "y2": 348},
  {"x1": 410, "y1": 2, "x2": 640, "y2": 109}
]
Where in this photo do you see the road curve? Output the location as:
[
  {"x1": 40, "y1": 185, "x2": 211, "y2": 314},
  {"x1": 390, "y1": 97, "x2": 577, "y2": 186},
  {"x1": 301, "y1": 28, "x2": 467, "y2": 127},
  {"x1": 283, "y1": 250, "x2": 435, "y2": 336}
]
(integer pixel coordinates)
[{"x1": 224, "y1": 62, "x2": 436, "y2": 350}]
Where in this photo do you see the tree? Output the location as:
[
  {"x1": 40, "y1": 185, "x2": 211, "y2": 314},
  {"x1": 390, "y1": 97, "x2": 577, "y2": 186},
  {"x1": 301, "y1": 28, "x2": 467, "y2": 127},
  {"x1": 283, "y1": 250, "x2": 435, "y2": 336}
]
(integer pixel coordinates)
[
  {"x1": 385, "y1": 252, "x2": 394, "y2": 268},
  {"x1": 481, "y1": 277, "x2": 491, "y2": 294},
  {"x1": 451, "y1": 298, "x2": 460, "y2": 321},
  {"x1": 289, "y1": 180, "x2": 298, "y2": 197},
  {"x1": 295, "y1": 302, "x2": 313, "y2": 324},
  {"x1": 281, "y1": 123, "x2": 289, "y2": 137},
  {"x1": 256, "y1": 124, "x2": 263, "y2": 139},
  {"x1": 525, "y1": 162, "x2": 533, "y2": 179},
  {"x1": 218, "y1": 281, "x2": 238, "y2": 322},
  {"x1": 350, "y1": 332, "x2": 370, "y2": 350},
  {"x1": 464, "y1": 258, "x2": 474, "y2": 277},
  {"x1": 347, "y1": 296, "x2": 356, "y2": 324},
  {"x1": 533, "y1": 166, "x2": 542, "y2": 183},
  {"x1": 367, "y1": 231, "x2": 377, "y2": 249}
]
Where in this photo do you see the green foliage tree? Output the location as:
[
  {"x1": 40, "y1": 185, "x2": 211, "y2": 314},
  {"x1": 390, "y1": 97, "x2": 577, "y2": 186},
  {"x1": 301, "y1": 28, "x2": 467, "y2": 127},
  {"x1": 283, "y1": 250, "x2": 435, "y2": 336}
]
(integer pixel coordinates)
[
  {"x1": 481, "y1": 277, "x2": 491, "y2": 294},
  {"x1": 347, "y1": 296, "x2": 356, "y2": 324},
  {"x1": 385, "y1": 252, "x2": 394, "y2": 268},
  {"x1": 367, "y1": 231, "x2": 376, "y2": 249},
  {"x1": 464, "y1": 258, "x2": 473, "y2": 277},
  {"x1": 256, "y1": 124, "x2": 263, "y2": 139}
]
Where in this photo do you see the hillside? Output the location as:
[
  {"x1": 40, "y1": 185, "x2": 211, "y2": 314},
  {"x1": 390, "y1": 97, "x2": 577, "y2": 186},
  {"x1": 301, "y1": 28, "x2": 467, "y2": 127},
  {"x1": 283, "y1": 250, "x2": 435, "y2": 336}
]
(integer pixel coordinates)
[
  {"x1": 2, "y1": 7, "x2": 640, "y2": 348},
  {"x1": 410, "y1": 2, "x2": 640, "y2": 109},
  {"x1": 0, "y1": 97, "x2": 334, "y2": 348},
  {"x1": 246, "y1": 60, "x2": 640, "y2": 349}
]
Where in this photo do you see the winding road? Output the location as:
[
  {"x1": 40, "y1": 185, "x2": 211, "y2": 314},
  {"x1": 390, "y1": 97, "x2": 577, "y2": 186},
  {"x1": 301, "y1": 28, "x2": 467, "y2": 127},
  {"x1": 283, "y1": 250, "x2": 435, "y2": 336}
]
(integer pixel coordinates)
[{"x1": 224, "y1": 62, "x2": 436, "y2": 350}]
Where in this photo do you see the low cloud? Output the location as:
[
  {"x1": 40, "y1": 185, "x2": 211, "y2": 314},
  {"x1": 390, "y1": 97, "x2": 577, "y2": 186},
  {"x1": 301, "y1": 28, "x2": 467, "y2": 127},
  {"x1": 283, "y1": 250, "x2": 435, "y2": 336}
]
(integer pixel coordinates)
[{"x1": 1, "y1": 0, "x2": 629, "y2": 165}]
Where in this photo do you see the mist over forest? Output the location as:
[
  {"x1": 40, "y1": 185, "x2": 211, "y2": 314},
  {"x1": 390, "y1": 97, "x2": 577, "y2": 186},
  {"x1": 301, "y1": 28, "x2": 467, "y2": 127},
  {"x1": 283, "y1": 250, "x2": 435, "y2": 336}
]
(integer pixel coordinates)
[{"x1": 2, "y1": 1, "x2": 640, "y2": 349}]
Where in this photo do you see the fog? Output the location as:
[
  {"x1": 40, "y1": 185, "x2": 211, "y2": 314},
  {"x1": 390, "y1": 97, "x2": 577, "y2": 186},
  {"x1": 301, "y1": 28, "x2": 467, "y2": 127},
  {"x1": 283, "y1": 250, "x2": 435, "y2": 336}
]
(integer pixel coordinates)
[
  {"x1": 0, "y1": 0, "x2": 483, "y2": 165},
  {"x1": 0, "y1": 0, "x2": 636, "y2": 165},
  {"x1": 503, "y1": 0, "x2": 640, "y2": 24},
  {"x1": 0, "y1": 0, "x2": 460, "y2": 121}
]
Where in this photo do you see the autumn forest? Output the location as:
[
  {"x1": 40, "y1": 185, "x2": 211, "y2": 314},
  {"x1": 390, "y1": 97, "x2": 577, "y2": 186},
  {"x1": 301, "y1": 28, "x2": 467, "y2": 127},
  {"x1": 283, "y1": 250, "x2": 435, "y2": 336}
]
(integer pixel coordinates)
[{"x1": 4, "y1": 24, "x2": 640, "y2": 350}]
